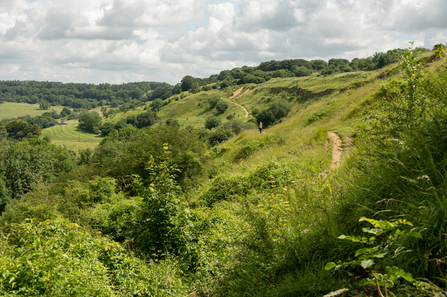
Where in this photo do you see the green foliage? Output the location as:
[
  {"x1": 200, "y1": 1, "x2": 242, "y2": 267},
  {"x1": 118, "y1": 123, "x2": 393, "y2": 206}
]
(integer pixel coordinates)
[
  {"x1": 216, "y1": 100, "x2": 229, "y2": 115},
  {"x1": 325, "y1": 217, "x2": 438, "y2": 295},
  {"x1": 310, "y1": 59, "x2": 328, "y2": 70},
  {"x1": 78, "y1": 109, "x2": 102, "y2": 134},
  {"x1": 39, "y1": 100, "x2": 51, "y2": 110},
  {"x1": 191, "y1": 82, "x2": 200, "y2": 94},
  {"x1": 207, "y1": 93, "x2": 220, "y2": 108},
  {"x1": 2, "y1": 45, "x2": 447, "y2": 296},
  {"x1": 272, "y1": 69, "x2": 294, "y2": 78},
  {"x1": 291, "y1": 65, "x2": 312, "y2": 77},
  {"x1": 220, "y1": 78, "x2": 234, "y2": 89},
  {"x1": 181, "y1": 75, "x2": 196, "y2": 92},
  {"x1": 307, "y1": 104, "x2": 333, "y2": 125},
  {"x1": 94, "y1": 124, "x2": 205, "y2": 187},
  {"x1": 206, "y1": 119, "x2": 254, "y2": 146},
  {"x1": 0, "y1": 139, "x2": 76, "y2": 206},
  {"x1": 0, "y1": 218, "x2": 188, "y2": 296},
  {"x1": 256, "y1": 100, "x2": 291, "y2": 127},
  {"x1": 114, "y1": 119, "x2": 127, "y2": 130},
  {"x1": 433, "y1": 43, "x2": 446, "y2": 59},
  {"x1": 233, "y1": 140, "x2": 259, "y2": 161},
  {"x1": 0, "y1": 125, "x2": 7, "y2": 140},
  {"x1": 204, "y1": 116, "x2": 222, "y2": 130},
  {"x1": 151, "y1": 98, "x2": 163, "y2": 112},
  {"x1": 100, "y1": 122, "x2": 115, "y2": 136},
  {"x1": 125, "y1": 110, "x2": 157, "y2": 128},
  {"x1": 326, "y1": 46, "x2": 447, "y2": 294},
  {"x1": 5, "y1": 119, "x2": 41, "y2": 139},
  {"x1": 133, "y1": 145, "x2": 197, "y2": 268},
  {"x1": 206, "y1": 128, "x2": 233, "y2": 146},
  {"x1": 368, "y1": 46, "x2": 428, "y2": 138}
]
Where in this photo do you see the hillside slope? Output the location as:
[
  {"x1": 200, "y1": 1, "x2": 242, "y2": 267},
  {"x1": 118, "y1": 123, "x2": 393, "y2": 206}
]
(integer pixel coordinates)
[{"x1": 1, "y1": 50, "x2": 447, "y2": 296}]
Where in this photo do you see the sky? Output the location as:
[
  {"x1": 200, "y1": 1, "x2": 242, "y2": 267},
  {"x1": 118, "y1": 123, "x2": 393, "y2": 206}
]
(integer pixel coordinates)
[{"x1": 0, "y1": 0, "x2": 446, "y2": 85}]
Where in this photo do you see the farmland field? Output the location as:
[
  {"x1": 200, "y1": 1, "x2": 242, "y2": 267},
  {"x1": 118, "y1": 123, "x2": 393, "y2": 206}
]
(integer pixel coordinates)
[
  {"x1": 40, "y1": 119, "x2": 102, "y2": 150},
  {"x1": 0, "y1": 102, "x2": 64, "y2": 120}
]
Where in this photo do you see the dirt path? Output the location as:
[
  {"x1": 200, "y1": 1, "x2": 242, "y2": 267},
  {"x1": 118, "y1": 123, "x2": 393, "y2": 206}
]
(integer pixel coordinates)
[
  {"x1": 328, "y1": 132, "x2": 343, "y2": 170},
  {"x1": 230, "y1": 87, "x2": 244, "y2": 99},
  {"x1": 227, "y1": 87, "x2": 250, "y2": 118},
  {"x1": 320, "y1": 132, "x2": 344, "y2": 178}
]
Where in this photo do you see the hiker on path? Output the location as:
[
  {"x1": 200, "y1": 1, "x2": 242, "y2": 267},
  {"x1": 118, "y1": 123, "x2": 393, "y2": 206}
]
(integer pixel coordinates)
[{"x1": 259, "y1": 121, "x2": 263, "y2": 134}]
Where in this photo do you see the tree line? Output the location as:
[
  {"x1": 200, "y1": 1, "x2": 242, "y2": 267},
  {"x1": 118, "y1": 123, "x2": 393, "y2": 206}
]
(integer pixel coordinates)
[
  {"x1": 179, "y1": 47, "x2": 431, "y2": 92},
  {"x1": 0, "y1": 80, "x2": 175, "y2": 110}
]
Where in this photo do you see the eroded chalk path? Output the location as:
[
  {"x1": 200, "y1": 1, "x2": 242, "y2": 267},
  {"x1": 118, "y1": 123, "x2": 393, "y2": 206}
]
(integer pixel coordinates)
[
  {"x1": 328, "y1": 132, "x2": 343, "y2": 170},
  {"x1": 228, "y1": 87, "x2": 250, "y2": 118}
]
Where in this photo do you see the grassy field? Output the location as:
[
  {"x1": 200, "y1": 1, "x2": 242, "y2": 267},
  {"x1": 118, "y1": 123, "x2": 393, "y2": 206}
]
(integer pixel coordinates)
[
  {"x1": 40, "y1": 119, "x2": 102, "y2": 150},
  {"x1": 157, "y1": 91, "x2": 246, "y2": 128},
  {"x1": 0, "y1": 102, "x2": 64, "y2": 120}
]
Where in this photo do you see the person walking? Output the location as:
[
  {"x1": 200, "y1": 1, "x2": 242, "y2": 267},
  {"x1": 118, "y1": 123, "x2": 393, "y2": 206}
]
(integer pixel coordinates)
[{"x1": 259, "y1": 121, "x2": 263, "y2": 134}]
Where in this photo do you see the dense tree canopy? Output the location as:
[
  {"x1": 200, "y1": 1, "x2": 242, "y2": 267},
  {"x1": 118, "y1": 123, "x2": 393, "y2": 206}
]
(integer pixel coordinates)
[
  {"x1": 78, "y1": 110, "x2": 102, "y2": 134},
  {"x1": 0, "y1": 80, "x2": 171, "y2": 110},
  {"x1": 5, "y1": 119, "x2": 41, "y2": 139},
  {"x1": 0, "y1": 139, "x2": 76, "y2": 209}
]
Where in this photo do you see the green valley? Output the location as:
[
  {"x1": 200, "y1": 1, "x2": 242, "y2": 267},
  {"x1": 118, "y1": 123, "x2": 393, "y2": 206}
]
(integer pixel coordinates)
[{"x1": 0, "y1": 47, "x2": 446, "y2": 296}]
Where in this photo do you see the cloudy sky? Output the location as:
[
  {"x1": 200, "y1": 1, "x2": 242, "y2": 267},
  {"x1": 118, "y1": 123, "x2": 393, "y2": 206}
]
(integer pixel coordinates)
[{"x1": 1, "y1": 0, "x2": 446, "y2": 85}]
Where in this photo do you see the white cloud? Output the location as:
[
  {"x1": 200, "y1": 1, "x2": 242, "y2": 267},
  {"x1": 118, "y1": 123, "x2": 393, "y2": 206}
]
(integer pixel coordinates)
[{"x1": 0, "y1": 0, "x2": 446, "y2": 84}]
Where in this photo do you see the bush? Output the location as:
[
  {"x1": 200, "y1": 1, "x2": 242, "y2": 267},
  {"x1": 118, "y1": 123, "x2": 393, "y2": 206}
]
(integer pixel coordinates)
[
  {"x1": 216, "y1": 100, "x2": 229, "y2": 115},
  {"x1": 208, "y1": 94, "x2": 220, "y2": 108},
  {"x1": 256, "y1": 100, "x2": 291, "y2": 127},
  {"x1": 207, "y1": 128, "x2": 233, "y2": 146},
  {"x1": 206, "y1": 120, "x2": 255, "y2": 146},
  {"x1": 0, "y1": 218, "x2": 189, "y2": 296},
  {"x1": 100, "y1": 122, "x2": 115, "y2": 136},
  {"x1": 291, "y1": 65, "x2": 312, "y2": 77},
  {"x1": 205, "y1": 116, "x2": 222, "y2": 130}
]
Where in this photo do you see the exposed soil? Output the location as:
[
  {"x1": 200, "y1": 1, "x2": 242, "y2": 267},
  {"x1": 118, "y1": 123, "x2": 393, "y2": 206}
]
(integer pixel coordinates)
[
  {"x1": 228, "y1": 87, "x2": 250, "y2": 118},
  {"x1": 328, "y1": 132, "x2": 343, "y2": 170},
  {"x1": 230, "y1": 87, "x2": 244, "y2": 99},
  {"x1": 270, "y1": 87, "x2": 335, "y2": 103},
  {"x1": 320, "y1": 132, "x2": 344, "y2": 178}
]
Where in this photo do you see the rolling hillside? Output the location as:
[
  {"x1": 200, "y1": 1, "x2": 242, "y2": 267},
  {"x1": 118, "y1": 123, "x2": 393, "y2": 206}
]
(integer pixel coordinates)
[{"x1": 1, "y1": 49, "x2": 447, "y2": 296}]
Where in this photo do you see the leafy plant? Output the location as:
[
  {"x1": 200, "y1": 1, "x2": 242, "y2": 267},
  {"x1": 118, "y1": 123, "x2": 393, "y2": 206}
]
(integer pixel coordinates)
[
  {"x1": 325, "y1": 217, "x2": 439, "y2": 296},
  {"x1": 133, "y1": 144, "x2": 197, "y2": 268}
]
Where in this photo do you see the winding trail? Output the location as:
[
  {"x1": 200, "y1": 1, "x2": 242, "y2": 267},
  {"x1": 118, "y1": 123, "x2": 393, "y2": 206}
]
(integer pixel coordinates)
[
  {"x1": 320, "y1": 132, "x2": 345, "y2": 179},
  {"x1": 328, "y1": 132, "x2": 343, "y2": 170},
  {"x1": 227, "y1": 87, "x2": 251, "y2": 118}
]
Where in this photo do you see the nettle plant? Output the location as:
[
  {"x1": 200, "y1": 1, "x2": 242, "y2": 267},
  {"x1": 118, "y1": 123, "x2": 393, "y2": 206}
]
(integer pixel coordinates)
[{"x1": 325, "y1": 217, "x2": 436, "y2": 296}]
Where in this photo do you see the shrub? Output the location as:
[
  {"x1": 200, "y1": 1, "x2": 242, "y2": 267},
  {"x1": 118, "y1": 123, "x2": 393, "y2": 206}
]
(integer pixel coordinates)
[
  {"x1": 100, "y1": 122, "x2": 115, "y2": 136},
  {"x1": 205, "y1": 116, "x2": 222, "y2": 130},
  {"x1": 207, "y1": 128, "x2": 233, "y2": 146},
  {"x1": 208, "y1": 94, "x2": 220, "y2": 108},
  {"x1": 291, "y1": 65, "x2": 312, "y2": 77},
  {"x1": 216, "y1": 100, "x2": 229, "y2": 115},
  {"x1": 256, "y1": 100, "x2": 291, "y2": 127},
  {"x1": 0, "y1": 218, "x2": 189, "y2": 296}
]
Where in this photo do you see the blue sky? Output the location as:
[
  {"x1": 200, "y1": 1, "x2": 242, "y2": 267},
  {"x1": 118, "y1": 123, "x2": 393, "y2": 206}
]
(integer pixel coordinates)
[{"x1": 0, "y1": 0, "x2": 446, "y2": 85}]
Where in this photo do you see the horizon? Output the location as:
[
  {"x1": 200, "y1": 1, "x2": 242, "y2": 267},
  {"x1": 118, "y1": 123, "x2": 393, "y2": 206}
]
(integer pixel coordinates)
[{"x1": 1, "y1": 0, "x2": 446, "y2": 85}]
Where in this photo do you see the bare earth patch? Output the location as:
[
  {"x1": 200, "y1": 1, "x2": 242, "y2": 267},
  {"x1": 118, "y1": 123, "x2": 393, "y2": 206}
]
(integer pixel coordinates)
[
  {"x1": 320, "y1": 132, "x2": 344, "y2": 179},
  {"x1": 227, "y1": 87, "x2": 250, "y2": 118},
  {"x1": 230, "y1": 87, "x2": 244, "y2": 99}
]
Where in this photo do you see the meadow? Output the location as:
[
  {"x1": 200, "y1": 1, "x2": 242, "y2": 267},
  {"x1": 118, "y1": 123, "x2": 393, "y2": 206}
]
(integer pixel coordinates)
[
  {"x1": 0, "y1": 102, "x2": 64, "y2": 120},
  {"x1": 40, "y1": 119, "x2": 102, "y2": 150}
]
